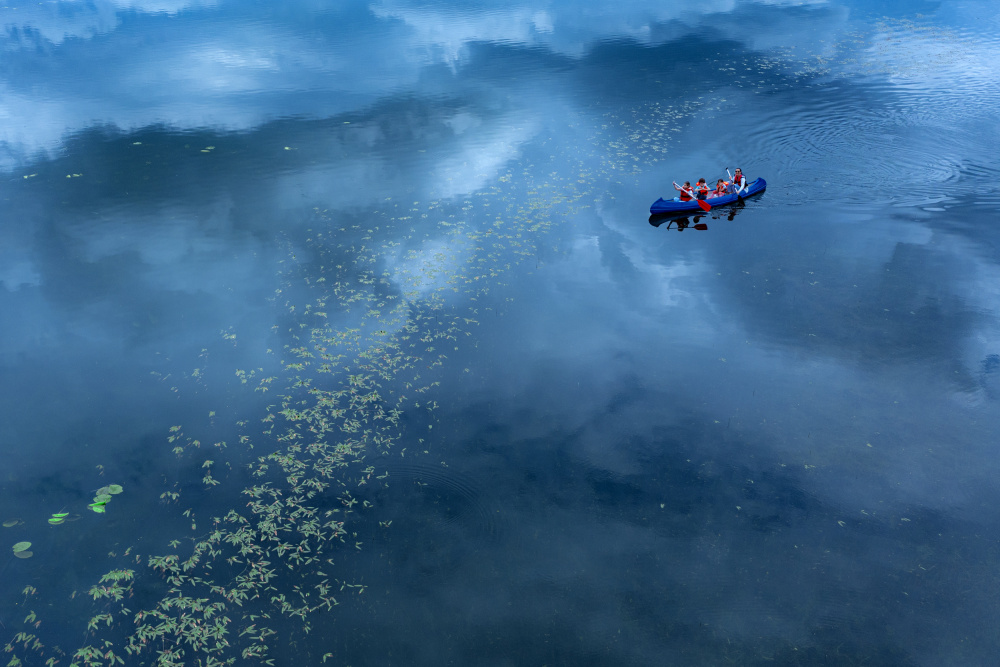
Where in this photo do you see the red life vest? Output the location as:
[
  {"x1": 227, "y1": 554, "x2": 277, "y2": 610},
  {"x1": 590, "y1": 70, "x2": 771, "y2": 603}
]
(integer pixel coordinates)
[
  {"x1": 732, "y1": 173, "x2": 746, "y2": 190},
  {"x1": 679, "y1": 188, "x2": 693, "y2": 201},
  {"x1": 695, "y1": 183, "x2": 710, "y2": 198}
]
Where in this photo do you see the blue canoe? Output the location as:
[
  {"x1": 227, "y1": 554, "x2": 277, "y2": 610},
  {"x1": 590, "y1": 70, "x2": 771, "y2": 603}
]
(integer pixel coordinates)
[{"x1": 650, "y1": 177, "x2": 766, "y2": 215}]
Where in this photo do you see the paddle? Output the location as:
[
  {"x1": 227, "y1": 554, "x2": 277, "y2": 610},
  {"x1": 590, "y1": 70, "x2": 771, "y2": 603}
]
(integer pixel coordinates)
[
  {"x1": 673, "y1": 181, "x2": 711, "y2": 212},
  {"x1": 727, "y1": 168, "x2": 748, "y2": 200}
]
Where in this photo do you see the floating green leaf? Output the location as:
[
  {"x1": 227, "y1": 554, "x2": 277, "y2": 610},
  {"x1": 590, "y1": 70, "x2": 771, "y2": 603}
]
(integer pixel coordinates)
[
  {"x1": 2, "y1": 518, "x2": 19, "y2": 528},
  {"x1": 13, "y1": 550, "x2": 33, "y2": 559},
  {"x1": 107, "y1": 484, "x2": 124, "y2": 495},
  {"x1": 48, "y1": 517, "x2": 65, "y2": 525},
  {"x1": 90, "y1": 505, "x2": 106, "y2": 514},
  {"x1": 93, "y1": 494, "x2": 113, "y2": 504},
  {"x1": 52, "y1": 512, "x2": 69, "y2": 518},
  {"x1": 12, "y1": 541, "x2": 31, "y2": 553}
]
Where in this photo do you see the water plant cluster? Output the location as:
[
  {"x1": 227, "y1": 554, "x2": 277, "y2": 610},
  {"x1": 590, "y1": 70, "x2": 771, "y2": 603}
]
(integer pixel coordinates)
[
  {"x1": 87, "y1": 485, "x2": 124, "y2": 515},
  {"x1": 1, "y1": 126, "x2": 595, "y2": 665}
]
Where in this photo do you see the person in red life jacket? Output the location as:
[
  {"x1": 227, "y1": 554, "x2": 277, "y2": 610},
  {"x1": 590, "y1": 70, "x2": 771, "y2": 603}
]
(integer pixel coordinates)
[
  {"x1": 694, "y1": 178, "x2": 710, "y2": 200},
  {"x1": 731, "y1": 168, "x2": 747, "y2": 194},
  {"x1": 673, "y1": 181, "x2": 694, "y2": 201},
  {"x1": 711, "y1": 178, "x2": 728, "y2": 197}
]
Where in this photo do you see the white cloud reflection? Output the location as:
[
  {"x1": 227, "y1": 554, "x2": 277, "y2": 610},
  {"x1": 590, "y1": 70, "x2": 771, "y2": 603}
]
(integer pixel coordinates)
[
  {"x1": 0, "y1": 4, "x2": 997, "y2": 662},
  {"x1": 0, "y1": 0, "x2": 845, "y2": 169},
  {"x1": 0, "y1": 0, "x2": 217, "y2": 47}
]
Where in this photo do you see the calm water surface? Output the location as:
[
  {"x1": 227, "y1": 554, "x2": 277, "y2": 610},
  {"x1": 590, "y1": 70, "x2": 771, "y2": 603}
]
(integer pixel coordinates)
[{"x1": 2, "y1": 0, "x2": 999, "y2": 664}]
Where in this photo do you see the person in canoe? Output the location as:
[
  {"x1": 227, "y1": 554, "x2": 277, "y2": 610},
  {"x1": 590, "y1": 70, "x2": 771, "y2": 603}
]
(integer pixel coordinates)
[
  {"x1": 711, "y1": 178, "x2": 729, "y2": 198},
  {"x1": 673, "y1": 181, "x2": 695, "y2": 201},
  {"x1": 694, "y1": 178, "x2": 710, "y2": 200},
  {"x1": 731, "y1": 167, "x2": 747, "y2": 194}
]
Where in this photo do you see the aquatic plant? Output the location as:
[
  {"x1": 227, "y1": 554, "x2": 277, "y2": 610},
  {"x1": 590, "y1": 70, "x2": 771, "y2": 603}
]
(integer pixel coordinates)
[
  {"x1": 1, "y1": 114, "x2": 598, "y2": 664},
  {"x1": 87, "y1": 485, "x2": 124, "y2": 514}
]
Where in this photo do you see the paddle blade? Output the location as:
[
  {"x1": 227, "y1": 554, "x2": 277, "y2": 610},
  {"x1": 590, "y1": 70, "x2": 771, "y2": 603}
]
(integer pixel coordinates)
[{"x1": 696, "y1": 199, "x2": 711, "y2": 212}]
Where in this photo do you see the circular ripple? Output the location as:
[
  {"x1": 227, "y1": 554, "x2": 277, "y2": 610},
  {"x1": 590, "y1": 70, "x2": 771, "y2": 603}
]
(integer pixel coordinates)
[{"x1": 741, "y1": 79, "x2": 998, "y2": 209}]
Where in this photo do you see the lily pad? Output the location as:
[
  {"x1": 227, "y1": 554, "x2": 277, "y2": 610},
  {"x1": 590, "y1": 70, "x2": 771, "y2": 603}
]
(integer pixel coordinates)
[
  {"x1": 108, "y1": 484, "x2": 124, "y2": 495},
  {"x1": 12, "y1": 541, "x2": 31, "y2": 553},
  {"x1": 93, "y1": 494, "x2": 113, "y2": 504},
  {"x1": 13, "y1": 550, "x2": 33, "y2": 559},
  {"x1": 48, "y1": 517, "x2": 65, "y2": 525},
  {"x1": 52, "y1": 512, "x2": 69, "y2": 518},
  {"x1": 90, "y1": 505, "x2": 106, "y2": 514},
  {"x1": 2, "y1": 519, "x2": 19, "y2": 528}
]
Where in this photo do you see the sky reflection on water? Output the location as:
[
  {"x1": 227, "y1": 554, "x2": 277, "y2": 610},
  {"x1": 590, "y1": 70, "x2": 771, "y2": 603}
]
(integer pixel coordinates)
[{"x1": 2, "y1": 0, "x2": 1000, "y2": 664}]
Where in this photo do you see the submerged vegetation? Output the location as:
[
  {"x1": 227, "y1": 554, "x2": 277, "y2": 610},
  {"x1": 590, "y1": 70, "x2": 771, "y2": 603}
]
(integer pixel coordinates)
[{"x1": 0, "y1": 115, "x2": 608, "y2": 664}]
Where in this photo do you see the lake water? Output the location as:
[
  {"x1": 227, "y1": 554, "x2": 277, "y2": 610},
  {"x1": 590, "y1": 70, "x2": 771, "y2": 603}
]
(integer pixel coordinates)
[{"x1": 2, "y1": 0, "x2": 999, "y2": 664}]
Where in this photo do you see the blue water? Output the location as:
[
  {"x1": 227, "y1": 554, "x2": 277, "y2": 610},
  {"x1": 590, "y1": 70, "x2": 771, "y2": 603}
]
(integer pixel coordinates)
[{"x1": 2, "y1": 0, "x2": 999, "y2": 664}]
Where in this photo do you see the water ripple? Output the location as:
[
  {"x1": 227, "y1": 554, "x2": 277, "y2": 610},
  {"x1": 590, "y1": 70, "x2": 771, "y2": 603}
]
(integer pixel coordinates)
[{"x1": 741, "y1": 77, "x2": 999, "y2": 208}]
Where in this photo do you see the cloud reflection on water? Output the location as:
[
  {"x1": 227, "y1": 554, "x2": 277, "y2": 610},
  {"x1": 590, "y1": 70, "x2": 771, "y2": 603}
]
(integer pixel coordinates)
[
  {"x1": 1, "y1": 0, "x2": 996, "y2": 522},
  {"x1": 385, "y1": 191, "x2": 1000, "y2": 662},
  {"x1": 0, "y1": 0, "x2": 999, "y2": 663},
  {"x1": 0, "y1": 0, "x2": 870, "y2": 167}
]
